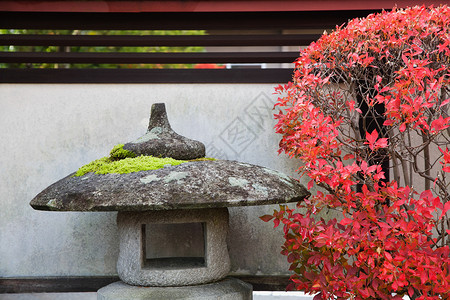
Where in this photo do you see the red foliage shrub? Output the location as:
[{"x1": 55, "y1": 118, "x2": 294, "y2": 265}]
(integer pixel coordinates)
[{"x1": 262, "y1": 6, "x2": 450, "y2": 299}]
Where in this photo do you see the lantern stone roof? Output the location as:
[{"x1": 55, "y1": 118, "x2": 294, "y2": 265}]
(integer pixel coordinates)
[{"x1": 30, "y1": 159, "x2": 309, "y2": 211}]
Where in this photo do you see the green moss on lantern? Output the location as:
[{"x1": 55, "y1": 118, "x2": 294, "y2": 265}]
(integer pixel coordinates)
[
  {"x1": 74, "y1": 144, "x2": 216, "y2": 177},
  {"x1": 74, "y1": 155, "x2": 188, "y2": 176},
  {"x1": 109, "y1": 144, "x2": 136, "y2": 160}
]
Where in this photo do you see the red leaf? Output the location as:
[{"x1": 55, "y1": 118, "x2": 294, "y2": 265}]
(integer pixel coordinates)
[
  {"x1": 308, "y1": 180, "x2": 314, "y2": 190},
  {"x1": 364, "y1": 130, "x2": 388, "y2": 150},
  {"x1": 440, "y1": 202, "x2": 450, "y2": 219},
  {"x1": 359, "y1": 288, "x2": 370, "y2": 298},
  {"x1": 440, "y1": 98, "x2": 450, "y2": 107},
  {"x1": 260, "y1": 215, "x2": 274, "y2": 222},
  {"x1": 408, "y1": 287, "x2": 414, "y2": 297},
  {"x1": 365, "y1": 130, "x2": 379, "y2": 150},
  {"x1": 383, "y1": 119, "x2": 394, "y2": 126},
  {"x1": 343, "y1": 153, "x2": 355, "y2": 160},
  {"x1": 431, "y1": 116, "x2": 450, "y2": 132},
  {"x1": 384, "y1": 251, "x2": 393, "y2": 261},
  {"x1": 438, "y1": 38, "x2": 450, "y2": 53},
  {"x1": 340, "y1": 218, "x2": 352, "y2": 226},
  {"x1": 313, "y1": 293, "x2": 323, "y2": 300},
  {"x1": 420, "y1": 271, "x2": 428, "y2": 284},
  {"x1": 273, "y1": 218, "x2": 280, "y2": 228},
  {"x1": 375, "y1": 138, "x2": 388, "y2": 148},
  {"x1": 361, "y1": 161, "x2": 368, "y2": 173},
  {"x1": 290, "y1": 223, "x2": 300, "y2": 230}
]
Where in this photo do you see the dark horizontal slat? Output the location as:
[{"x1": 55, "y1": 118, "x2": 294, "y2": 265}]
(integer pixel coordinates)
[
  {"x1": 0, "y1": 68, "x2": 293, "y2": 83},
  {"x1": 0, "y1": 51, "x2": 298, "y2": 64},
  {"x1": 0, "y1": 275, "x2": 290, "y2": 293},
  {"x1": 0, "y1": 10, "x2": 381, "y2": 30},
  {"x1": 235, "y1": 275, "x2": 290, "y2": 291},
  {"x1": 0, "y1": 34, "x2": 320, "y2": 47},
  {"x1": 0, "y1": 276, "x2": 119, "y2": 293}
]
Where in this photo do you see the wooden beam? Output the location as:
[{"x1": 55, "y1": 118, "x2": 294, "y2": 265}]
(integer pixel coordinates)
[
  {"x1": 0, "y1": 51, "x2": 298, "y2": 64},
  {"x1": 0, "y1": 68, "x2": 293, "y2": 83},
  {"x1": 0, "y1": 34, "x2": 321, "y2": 47},
  {"x1": 0, "y1": 277, "x2": 119, "y2": 293},
  {"x1": 0, "y1": 10, "x2": 380, "y2": 30},
  {"x1": 0, "y1": 275, "x2": 291, "y2": 293},
  {"x1": 235, "y1": 275, "x2": 291, "y2": 291},
  {"x1": 0, "y1": 0, "x2": 439, "y2": 13}
]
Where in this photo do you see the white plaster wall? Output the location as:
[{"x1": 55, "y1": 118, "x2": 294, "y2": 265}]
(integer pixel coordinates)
[{"x1": 0, "y1": 83, "x2": 305, "y2": 278}]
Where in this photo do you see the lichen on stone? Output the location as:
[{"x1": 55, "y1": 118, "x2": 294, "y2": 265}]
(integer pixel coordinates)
[
  {"x1": 140, "y1": 174, "x2": 161, "y2": 184},
  {"x1": 163, "y1": 171, "x2": 188, "y2": 183},
  {"x1": 251, "y1": 183, "x2": 269, "y2": 197},
  {"x1": 262, "y1": 168, "x2": 295, "y2": 187},
  {"x1": 46, "y1": 199, "x2": 58, "y2": 208},
  {"x1": 131, "y1": 127, "x2": 162, "y2": 144},
  {"x1": 228, "y1": 177, "x2": 249, "y2": 188}
]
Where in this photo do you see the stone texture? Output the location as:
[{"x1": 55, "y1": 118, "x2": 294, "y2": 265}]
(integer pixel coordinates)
[
  {"x1": 30, "y1": 160, "x2": 309, "y2": 211},
  {"x1": 97, "y1": 278, "x2": 253, "y2": 300},
  {"x1": 116, "y1": 208, "x2": 230, "y2": 286},
  {"x1": 123, "y1": 103, "x2": 205, "y2": 160}
]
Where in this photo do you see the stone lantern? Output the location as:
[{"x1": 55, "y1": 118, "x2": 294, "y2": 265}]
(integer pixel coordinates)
[{"x1": 30, "y1": 103, "x2": 309, "y2": 299}]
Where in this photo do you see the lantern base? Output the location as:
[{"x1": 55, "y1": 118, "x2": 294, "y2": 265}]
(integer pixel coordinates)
[{"x1": 97, "y1": 278, "x2": 253, "y2": 300}]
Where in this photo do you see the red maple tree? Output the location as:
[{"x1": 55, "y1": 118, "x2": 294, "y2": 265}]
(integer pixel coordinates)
[{"x1": 262, "y1": 6, "x2": 450, "y2": 299}]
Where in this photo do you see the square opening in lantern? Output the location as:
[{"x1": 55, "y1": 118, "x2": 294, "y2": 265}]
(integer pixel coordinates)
[{"x1": 142, "y1": 222, "x2": 206, "y2": 269}]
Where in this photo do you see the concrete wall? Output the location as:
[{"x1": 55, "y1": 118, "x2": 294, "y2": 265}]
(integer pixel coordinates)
[{"x1": 0, "y1": 83, "x2": 305, "y2": 278}]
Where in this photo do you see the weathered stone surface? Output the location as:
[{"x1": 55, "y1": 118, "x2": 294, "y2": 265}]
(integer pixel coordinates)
[
  {"x1": 30, "y1": 160, "x2": 309, "y2": 211},
  {"x1": 123, "y1": 103, "x2": 205, "y2": 160},
  {"x1": 117, "y1": 208, "x2": 230, "y2": 286},
  {"x1": 97, "y1": 278, "x2": 253, "y2": 300}
]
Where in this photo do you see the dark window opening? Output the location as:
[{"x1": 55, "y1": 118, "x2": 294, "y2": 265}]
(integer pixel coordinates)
[{"x1": 141, "y1": 222, "x2": 206, "y2": 269}]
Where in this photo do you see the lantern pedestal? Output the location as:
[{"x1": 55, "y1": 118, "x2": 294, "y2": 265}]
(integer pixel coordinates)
[
  {"x1": 97, "y1": 278, "x2": 252, "y2": 300},
  {"x1": 98, "y1": 208, "x2": 252, "y2": 299}
]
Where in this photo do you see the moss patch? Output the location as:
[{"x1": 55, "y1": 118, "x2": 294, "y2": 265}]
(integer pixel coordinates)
[
  {"x1": 109, "y1": 144, "x2": 136, "y2": 160},
  {"x1": 74, "y1": 144, "x2": 216, "y2": 177},
  {"x1": 74, "y1": 156, "x2": 188, "y2": 176},
  {"x1": 191, "y1": 157, "x2": 216, "y2": 162}
]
